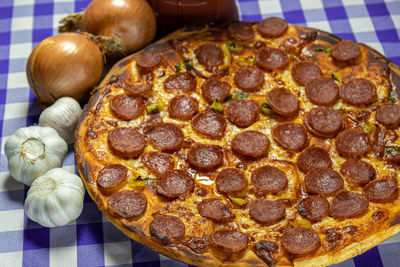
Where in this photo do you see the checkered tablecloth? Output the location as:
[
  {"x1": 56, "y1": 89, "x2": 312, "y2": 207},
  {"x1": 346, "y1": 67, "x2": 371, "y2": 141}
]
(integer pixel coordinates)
[{"x1": 0, "y1": 0, "x2": 399, "y2": 266}]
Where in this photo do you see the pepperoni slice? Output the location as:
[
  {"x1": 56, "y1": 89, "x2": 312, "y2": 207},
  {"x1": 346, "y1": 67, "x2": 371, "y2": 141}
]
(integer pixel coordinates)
[
  {"x1": 144, "y1": 123, "x2": 184, "y2": 151},
  {"x1": 156, "y1": 169, "x2": 194, "y2": 198},
  {"x1": 305, "y1": 167, "x2": 343, "y2": 196},
  {"x1": 201, "y1": 78, "x2": 231, "y2": 104},
  {"x1": 291, "y1": 62, "x2": 322, "y2": 86},
  {"x1": 164, "y1": 73, "x2": 196, "y2": 93},
  {"x1": 187, "y1": 144, "x2": 223, "y2": 171},
  {"x1": 340, "y1": 159, "x2": 376, "y2": 184},
  {"x1": 226, "y1": 99, "x2": 258, "y2": 127},
  {"x1": 305, "y1": 78, "x2": 339, "y2": 106},
  {"x1": 210, "y1": 230, "x2": 248, "y2": 253},
  {"x1": 330, "y1": 191, "x2": 369, "y2": 219},
  {"x1": 339, "y1": 78, "x2": 376, "y2": 106},
  {"x1": 331, "y1": 40, "x2": 361, "y2": 63},
  {"x1": 297, "y1": 196, "x2": 329, "y2": 222},
  {"x1": 255, "y1": 47, "x2": 289, "y2": 72},
  {"x1": 197, "y1": 198, "x2": 234, "y2": 221},
  {"x1": 281, "y1": 228, "x2": 320, "y2": 255},
  {"x1": 149, "y1": 215, "x2": 185, "y2": 244},
  {"x1": 228, "y1": 22, "x2": 255, "y2": 41},
  {"x1": 192, "y1": 111, "x2": 226, "y2": 139},
  {"x1": 249, "y1": 199, "x2": 285, "y2": 225},
  {"x1": 107, "y1": 190, "x2": 147, "y2": 218},
  {"x1": 256, "y1": 17, "x2": 288, "y2": 38},
  {"x1": 335, "y1": 129, "x2": 370, "y2": 158},
  {"x1": 97, "y1": 164, "x2": 128, "y2": 189},
  {"x1": 234, "y1": 65, "x2": 264, "y2": 92},
  {"x1": 168, "y1": 95, "x2": 199, "y2": 120},
  {"x1": 305, "y1": 107, "x2": 343, "y2": 138},
  {"x1": 231, "y1": 131, "x2": 270, "y2": 159},
  {"x1": 266, "y1": 88, "x2": 299, "y2": 117},
  {"x1": 297, "y1": 147, "x2": 331, "y2": 173},
  {"x1": 376, "y1": 104, "x2": 400, "y2": 129},
  {"x1": 195, "y1": 44, "x2": 224, "y2": 72},
  {"x1": 251, "y1": 165, "x2": 288, "y2": 193},
  {"x1": 110, "y1": 94, "x2": 144, "y2": 121},
  {"x1": 141, "y1": 151, "x2": 174, "y2": 175},
  {"x1": 272, "y1": 123, "x2": 309, "y2": 152},
  {"x1": 364, "y1": 179, "x2": 398, "y2": 203},
  {"x1": 135, "y1": 52, "x2": 161, "y2": 68},
  {"x1": 216, "y1": 168, "x2": 248, "y2": 194},
  {"x1": 108, "y1": 127, "x2": 145, "y2": 158}
]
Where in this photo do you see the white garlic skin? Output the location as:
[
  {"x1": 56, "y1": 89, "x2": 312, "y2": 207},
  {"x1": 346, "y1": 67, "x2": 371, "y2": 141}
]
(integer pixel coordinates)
[
  {"x1": 39, "y1": 97, "x2": 82, "y2": 145},
  {"x1": 5, "y1": 126, "x2": 68, "y2": 186},
  {"x1": 24, "y1": 168, "x2": 85, "y2": 228}
]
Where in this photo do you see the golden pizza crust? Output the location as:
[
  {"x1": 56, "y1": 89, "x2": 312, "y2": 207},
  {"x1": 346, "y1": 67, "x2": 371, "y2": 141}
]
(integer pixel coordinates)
[{"x1": 75, "y1": 23, "x2": 400, "y2": 267}]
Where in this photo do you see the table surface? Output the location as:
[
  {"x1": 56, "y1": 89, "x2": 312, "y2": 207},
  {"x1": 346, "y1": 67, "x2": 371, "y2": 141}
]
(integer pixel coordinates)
[{"x1": 1, "y1": 0, "x2": 400, "y2": 266}]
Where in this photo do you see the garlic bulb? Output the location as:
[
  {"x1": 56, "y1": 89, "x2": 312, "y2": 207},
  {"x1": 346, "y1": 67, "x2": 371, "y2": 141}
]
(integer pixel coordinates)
[
  {"x1": 39, "y1": 97, "x2": 82, "y2": 145},
  {"x1": 24, "y1": 168, "x2": 85, "y2": 227},
  {"x1": 5, "y1": 126, "x2": 68, "y2": 186}
]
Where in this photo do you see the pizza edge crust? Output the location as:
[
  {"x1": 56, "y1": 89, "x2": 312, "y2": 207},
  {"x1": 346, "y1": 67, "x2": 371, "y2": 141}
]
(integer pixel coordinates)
[{"x1": 74, "y1": 23, "x2": 400, "y2": 267}]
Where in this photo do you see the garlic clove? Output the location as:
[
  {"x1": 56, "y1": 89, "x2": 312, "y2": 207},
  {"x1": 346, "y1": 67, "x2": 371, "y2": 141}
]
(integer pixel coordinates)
[
  {"x1": 25, "y1": 168, "x2": 85, "y2": 228},
  {"x1": 5, "y1": 126, "x2": 68, "y2": 186},
  {"x1": 39, "y1": 97, "x2": 82, "y2": 145}
]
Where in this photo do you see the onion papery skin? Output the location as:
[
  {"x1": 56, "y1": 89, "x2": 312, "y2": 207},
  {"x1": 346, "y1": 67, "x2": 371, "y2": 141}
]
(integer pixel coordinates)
[
  {"x1": 80, "y1": 0, "x2": 157, "y2": 54},
  {"x1": 26, "y1": 32, "x2": 104, "y2": 108}
]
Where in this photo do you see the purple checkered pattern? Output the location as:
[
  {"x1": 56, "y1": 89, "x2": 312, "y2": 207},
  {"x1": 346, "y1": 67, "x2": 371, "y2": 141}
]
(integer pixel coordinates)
[{"x1": 0, "y1": 0, "x2": 399, "y2": 266}]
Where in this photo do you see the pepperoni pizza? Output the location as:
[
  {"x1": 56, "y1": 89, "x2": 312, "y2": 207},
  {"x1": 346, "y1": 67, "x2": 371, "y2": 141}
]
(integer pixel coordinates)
[{"x1": 75, "y1": 17, "x2": 400, "y2": 266}]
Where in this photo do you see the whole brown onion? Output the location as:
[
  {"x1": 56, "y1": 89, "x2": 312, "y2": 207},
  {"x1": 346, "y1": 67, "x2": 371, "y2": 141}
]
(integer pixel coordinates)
[
  {"x1": 26, "y1": 33, "x2": 104, "y2": 108},
  {"x1": 80, "y1": 0, "x2": 157, "y2": 54}
]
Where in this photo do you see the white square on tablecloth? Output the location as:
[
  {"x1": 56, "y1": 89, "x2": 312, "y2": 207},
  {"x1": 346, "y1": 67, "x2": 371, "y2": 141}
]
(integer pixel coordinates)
[
  {"x1": 3, "y1": 102, "x2": 30, "y2": 120},
  {"x1": 299, "y1": 0, "x2": 324, "y2": 10},
  {"x1": 349, "y1": 17, "x2": 375, "y2": 33},
  {"x1": 392, "y1": 15, "x2": 400, "y2": 29},
  {"x1": 11, "y1": 17, "x2": 34, "y2": 32},
  {"x1": 0, "y1": 172, "x2": 24, "y2": 192},
  {"x1": 258, "y1": 0, "x2": 282, "y2": 15},
  {"x1": 306, "y1": 21, "x2": 332, "y2": 32},
  {"x1": 7, "y1": 72, "x2": 29, "y2": 89},
  {"x1": 12, "y1": 0, "x2": 35, "y2": 7},
  {"x1": 344, "y1": 0, "x2": 369, "y2": 6},
  {"x1": 9, "y1": 43, "x2": 32, "y2": 59},
  {"x1": 0, "y1": 251, "x2": 23, "y2": 266},
  {"x1": 104, "y1": 241, "x2": 132, "y2": 266},
  {"x1": 0, "y1": 209, "x2": 25, "y2": 232},
  {"x1": 50, "y1": 246, "x2": 78, "y2": 267}
]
